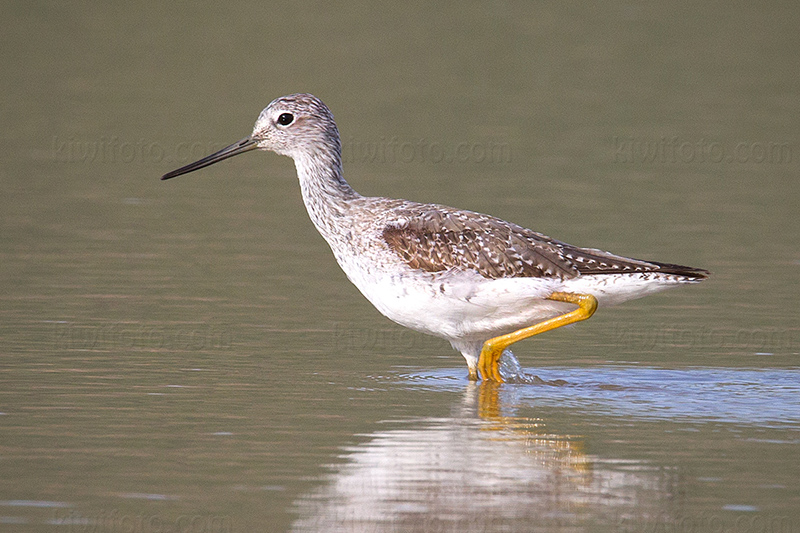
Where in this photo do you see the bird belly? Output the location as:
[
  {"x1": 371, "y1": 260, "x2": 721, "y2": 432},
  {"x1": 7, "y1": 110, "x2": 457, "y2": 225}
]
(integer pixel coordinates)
[
  {"x1": 340, "y1": 262, "x2": 573, "y2": 342},
  {"x1": 338, "y1": 249, "x2": 703, "y2": 344}
]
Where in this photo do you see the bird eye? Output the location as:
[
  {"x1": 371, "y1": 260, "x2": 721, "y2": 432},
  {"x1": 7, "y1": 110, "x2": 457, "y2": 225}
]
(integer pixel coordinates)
[{"x1": 277, "y1": 113, "x2": 294, "y2": 126}]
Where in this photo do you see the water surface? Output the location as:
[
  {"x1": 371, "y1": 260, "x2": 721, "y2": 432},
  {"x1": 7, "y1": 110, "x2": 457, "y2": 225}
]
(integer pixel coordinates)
[{"x1": 2, "y1": 1, "x2": 799, "y2": 531}]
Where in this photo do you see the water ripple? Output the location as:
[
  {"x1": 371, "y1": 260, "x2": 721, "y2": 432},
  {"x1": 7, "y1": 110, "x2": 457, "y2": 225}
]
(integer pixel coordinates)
[{"x1": 384, "y1": 366, "x2": 800, "y2": 426}]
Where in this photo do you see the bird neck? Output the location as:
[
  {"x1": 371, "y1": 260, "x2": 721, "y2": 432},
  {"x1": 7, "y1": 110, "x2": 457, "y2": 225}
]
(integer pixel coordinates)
[{"x1": 294, "y1": 150, "x2": 360, "y2": 241}]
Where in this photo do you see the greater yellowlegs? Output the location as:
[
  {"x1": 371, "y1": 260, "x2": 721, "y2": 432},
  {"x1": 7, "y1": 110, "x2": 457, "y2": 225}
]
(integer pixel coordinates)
[{"x1": 162, "y1": 93, "x2": 708, "y2": 382}]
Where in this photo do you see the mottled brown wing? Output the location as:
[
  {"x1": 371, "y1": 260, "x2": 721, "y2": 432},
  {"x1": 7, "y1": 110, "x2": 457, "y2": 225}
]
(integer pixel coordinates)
[
  {"x1": 383, "y1": 206, "x2": 709, "y2": 281},
  {"x1": 382, "y1": 208, "x2": 580, "y2": 279}
]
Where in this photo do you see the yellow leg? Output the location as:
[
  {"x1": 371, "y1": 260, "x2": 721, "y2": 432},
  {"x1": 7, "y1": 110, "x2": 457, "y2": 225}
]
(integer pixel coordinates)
[{"x1": 477, "y1": 292, "x2": 598, "y2": 382}]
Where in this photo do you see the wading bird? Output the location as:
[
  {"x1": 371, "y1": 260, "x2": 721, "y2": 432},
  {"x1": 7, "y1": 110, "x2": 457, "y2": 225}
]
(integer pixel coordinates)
[{"x1": 162, "y1": 94, "x2": 708, "y2": 382}]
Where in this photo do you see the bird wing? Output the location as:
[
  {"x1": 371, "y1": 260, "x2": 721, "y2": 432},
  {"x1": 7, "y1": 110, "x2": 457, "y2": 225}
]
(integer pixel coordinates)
[
  {"x1": 382, "y1": 206, "x2": 579, "y2": 279},
  {"x1": 382, "y1": 204, "x2": 708, "y2": 280}
]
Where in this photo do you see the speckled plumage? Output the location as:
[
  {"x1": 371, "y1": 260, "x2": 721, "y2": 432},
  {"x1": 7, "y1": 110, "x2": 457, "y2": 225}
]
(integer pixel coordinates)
[
  {"x1": 163, "y1": 93, "x2": 708, "y2": 378},
  {"x1": 381, "y1": 205, "x2": 709, "y2": 280}
]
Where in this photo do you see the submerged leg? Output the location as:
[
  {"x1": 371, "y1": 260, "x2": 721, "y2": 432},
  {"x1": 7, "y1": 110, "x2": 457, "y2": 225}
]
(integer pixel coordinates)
[{"x1": 477, "y1": 292, "x2": 598, "y2": 382}]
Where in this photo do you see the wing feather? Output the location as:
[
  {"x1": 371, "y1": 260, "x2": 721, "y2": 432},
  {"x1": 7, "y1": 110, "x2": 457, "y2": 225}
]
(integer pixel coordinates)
[{"x1": 382, "y1": 205, "x2": 709, "y2": 281}]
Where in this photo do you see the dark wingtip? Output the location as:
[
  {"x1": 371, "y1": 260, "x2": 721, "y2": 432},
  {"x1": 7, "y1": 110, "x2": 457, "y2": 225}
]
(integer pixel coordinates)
[{"x1": 653, "y1": 263, "x2": 711, "y2": 280}]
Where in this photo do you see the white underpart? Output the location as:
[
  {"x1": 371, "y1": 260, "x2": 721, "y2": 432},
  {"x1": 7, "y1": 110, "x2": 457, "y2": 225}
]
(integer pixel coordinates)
[{"x1": 337, "y1": 252, "x2": 699, "y2": 371}]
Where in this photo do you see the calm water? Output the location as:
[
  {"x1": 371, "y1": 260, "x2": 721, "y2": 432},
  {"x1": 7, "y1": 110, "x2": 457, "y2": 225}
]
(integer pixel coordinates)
[{"x1": 2, "y1": 2, "x2": 799, "y2": 532}]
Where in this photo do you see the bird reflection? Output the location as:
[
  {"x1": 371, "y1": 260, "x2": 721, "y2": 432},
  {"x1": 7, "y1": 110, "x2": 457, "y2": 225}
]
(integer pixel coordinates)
[
  {"x1": 474, "y1": 380, "x2": 590, "y2": 476},
  {"x1": 291, "y1": 380, "x2": 677, "y2": 531}
]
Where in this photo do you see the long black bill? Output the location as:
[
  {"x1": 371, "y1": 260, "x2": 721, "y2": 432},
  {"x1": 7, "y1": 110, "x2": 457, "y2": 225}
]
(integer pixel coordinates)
[{"x1": 161, "y1": 136, "x2": 258, "y2": 180}]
